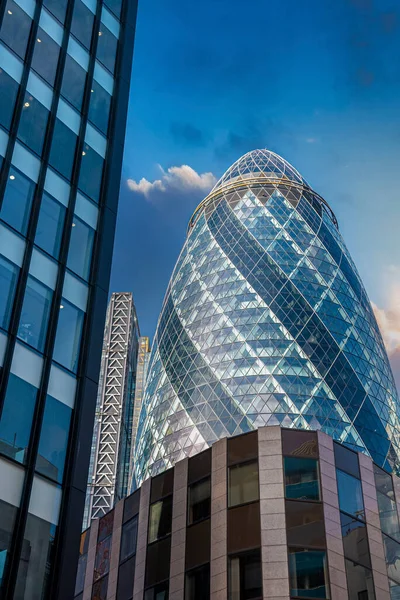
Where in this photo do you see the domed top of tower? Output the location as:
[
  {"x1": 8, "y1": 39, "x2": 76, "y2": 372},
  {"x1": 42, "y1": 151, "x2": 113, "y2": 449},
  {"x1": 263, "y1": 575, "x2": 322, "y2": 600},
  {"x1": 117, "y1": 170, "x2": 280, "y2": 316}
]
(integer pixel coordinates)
[{"x1": 211, "y1": 149, "x2": 309, "y2": 193}]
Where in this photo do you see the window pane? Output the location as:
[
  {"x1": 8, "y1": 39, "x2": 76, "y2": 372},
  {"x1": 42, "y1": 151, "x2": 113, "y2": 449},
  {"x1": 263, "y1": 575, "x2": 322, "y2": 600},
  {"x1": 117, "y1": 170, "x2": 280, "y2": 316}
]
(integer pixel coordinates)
[
  {"x1": 148, "y1": 496, "x2": 173, "y2": 543},
  {"x1": 390, "y1": 579, "x2": 400, "y2": 600},
  {"x1": 99, "y1": 510, "x2": 114, "y2": 541},
  {"x1": 117, "y1": 556, "x2": 135, "y2": 600},
  {"x1": 288, "y1": 548, "x2": 328, "y2": 599},
  {"x1": 384, "y1": 534, "x2": 400, "y2": 584},
  {"x1": 18, "y1": 276, "x2": 52, "y2": 352},
  {"x1": 75, "y1": 553, "x2": 87, "y2": 596},
  {"x1": 31, "y1": 28, "x2": 60, "y2": 86},
  {"x1": 104, "y1": 0, "x2": 122, "y2": 19},
  {"x1": 67, "y1": 217, "x2": 94, "y2": 280},
  {"x1": 144, "y1": 583, "x2": 169, "y2": 600},
  {"x1": 94, "y1": 536, "x2": 111, "y2": 581},
  {"x1": 228, "y1": 461, "x2": 259, "y2": 508},
  {"x1": 35, "y1": 193, "x2": 66, "y2": 259},
  {"x1": 188, "y1": 477, "x2": 211, "y2": 524},
  {"x1": 0, "y1": 68, "x2": 18, "y2": 130},
  {"x1": 71, "y1": 1, "x2": 94, "y2": 50},
  {"x1": 340, "y1": 512, "x2": 371, "y2": 568},
  {"x1": 1, "y1": 167, "x2": 35, "y2": 235},
  {"x1": 78, "y1": 144, "x2": 104, "y2": 202},
  {"x1": 286, "y1": 501, "x2": 325, "y2": 548},
  {"x1": 91, "y1": 574, "x2": 108, "y2": 600},
  {"x1": 120, "y1": 516, "x2": 138, "y2": 562},
  {"x1": 345, "y1": 558, "x2": 375, "y2": 600},
  {"x1": 185, "y1": 563, "x2": 210, "y2": 600},
  {"x1": 36, "y1": 395, "x2": 72, "y2": 483},
  {"x1": 61, "y1": 55, "x2": 87, "y2": 111},
  {"x1": 0, "y1": 255, "x2": 19, "y2": 330},
  {"x1": 0, "y1": 500, "x2": 19, "y2": 587},
  {"x1": 377, "y1": 491, "x2": 400, "y2": 541},
  {"x1": 53, "y1": 300, "x2": 84, "y2": 373},
  {"x1": 228, "y1": 550, "x2": 262, "y2": 600},
  {"x1": 374, "y1": 464, "x2": 396, "y2": 497},
  {"x1": 14, "y1": 516, "x2": 56, "y2": 599},
  {"x1": 284, "y1": 457, "x2": 320, "y2": 501},
  {"x1": 43, "y1": 0, "x2": 67, "y2": 24},
  {"x1": 0, "y1": 1, "x2": 32, "y2": 60},
  {"x1": 97, "y1": 25, "x2": 117, "y2": 73},
  {"x1": 18, "y1": 92, "x2": 49, "y2": 156},
  {"x1": 0, "y1": 373, "x2": 37, "y2": 464},
  {"x1": 88, "y1": 80, "x2": 111, "y2": 135},
  {"x1": 49, "y1": 119, "x2": 77, "y2": 180},
  {"x1": 336, "y1": 469, "x2": 365, "y2": 520},
  {"x1": 333, "y1": 442, "x2": 360, "y2": 478},
  {"x1": 282, "y1": 429, "x2": 318, "y2": 458}
]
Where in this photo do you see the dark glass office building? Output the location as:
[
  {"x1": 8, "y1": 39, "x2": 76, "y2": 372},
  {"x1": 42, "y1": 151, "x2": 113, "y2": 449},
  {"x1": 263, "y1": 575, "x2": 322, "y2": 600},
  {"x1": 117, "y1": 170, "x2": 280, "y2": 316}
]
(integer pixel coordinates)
[{"x1": 0, "y1": 0, "x2": 137, "y2": 598}]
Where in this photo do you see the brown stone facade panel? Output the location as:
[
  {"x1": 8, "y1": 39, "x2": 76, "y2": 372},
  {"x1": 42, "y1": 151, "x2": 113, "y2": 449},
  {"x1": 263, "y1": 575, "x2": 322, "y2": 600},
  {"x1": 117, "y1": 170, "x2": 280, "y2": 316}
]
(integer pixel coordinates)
[
  {"x1": 258, "y1": 426, "x2": 289, "y2": 600},
  {"x1": 210, "y1": 437, "x2": 227, "y2": 600},
  {"x1": 133, "y1": 478, "x2": 151, "y2": 600},
  {"x1": 83, "y1": 517, "x2": 99, "y2": 600},
  {"x1": 169, "y1": 458, "x2": 188, "y2": 600},
  {"x1": 317, "y1": 430, "x2": 348, "y2": 600},
  {"x1": 107, "y1": 499, "x2": 124, "y2": 600},
  {"x1": 359, "y1": 453, "x2": 390, "y2": 600}
]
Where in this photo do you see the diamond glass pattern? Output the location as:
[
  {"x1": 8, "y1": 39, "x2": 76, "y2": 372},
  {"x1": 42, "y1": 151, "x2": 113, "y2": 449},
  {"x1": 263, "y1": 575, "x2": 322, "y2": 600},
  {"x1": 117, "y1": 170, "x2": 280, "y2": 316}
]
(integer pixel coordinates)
[{"x1": 134, "y1": 149, "x2": 400, "y2": 486}]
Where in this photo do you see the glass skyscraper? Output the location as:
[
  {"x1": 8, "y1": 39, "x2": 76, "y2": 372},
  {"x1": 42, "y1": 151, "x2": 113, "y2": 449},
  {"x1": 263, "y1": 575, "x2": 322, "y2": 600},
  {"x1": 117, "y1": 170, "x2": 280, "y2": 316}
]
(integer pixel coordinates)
[
  {"x1": 83, "y1": 292, "x2": 140, "y2": 530},
  {"x1": 134, "y1": 149, "x2": 400, "y2": 486},
  {"x1": 0, "y1": 0, "x2": 137, "y2": 598}
]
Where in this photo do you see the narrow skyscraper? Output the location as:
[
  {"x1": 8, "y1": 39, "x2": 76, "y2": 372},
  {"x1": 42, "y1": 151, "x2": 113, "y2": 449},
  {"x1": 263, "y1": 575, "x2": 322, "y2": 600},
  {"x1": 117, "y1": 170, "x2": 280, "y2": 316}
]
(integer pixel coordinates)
[
  {"x1": 0, "y1": 1, "x2": 137, "y2": 598},
  {"x1": 83, "y1": 292, "x2": 140, "y2": 529},
  {"x1": 135, "y1": 149, "x2": 400, "y2": 485}
]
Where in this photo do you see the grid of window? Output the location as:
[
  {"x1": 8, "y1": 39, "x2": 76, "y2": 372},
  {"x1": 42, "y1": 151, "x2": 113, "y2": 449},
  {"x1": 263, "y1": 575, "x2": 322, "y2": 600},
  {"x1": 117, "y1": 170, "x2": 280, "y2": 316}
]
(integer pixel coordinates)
[{"x1": 0, "y1": 0, "x2": 133, "y2": 597}]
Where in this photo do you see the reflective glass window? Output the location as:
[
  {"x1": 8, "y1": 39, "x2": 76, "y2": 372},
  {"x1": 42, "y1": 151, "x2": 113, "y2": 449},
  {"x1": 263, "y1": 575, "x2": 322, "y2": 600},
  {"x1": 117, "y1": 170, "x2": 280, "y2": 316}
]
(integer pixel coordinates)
[
  {"x1": 288, "y1": 548, "x2": 328, "y2": 599},
  {"x1": 333, "y1": 442, "x2": 360, "y2": 478},
  {"x1": 78, "y1": 144, "x2": 104, "y2": 202},
  {"x1": 35, "y1": 192, "x2": 66, "y2": 259},
  {"x1": 374, "y1": 464, "x2": 395, "y2": 497},
  {"x1": 0, "y1": 373, "x2": 37, "y2": 464},
  {"x1": 31, "y1": 28, "x2": 60, "y2": 86},
  {"x1": 88, "y1": 80, "x2": 111, "y2": 135},
  {"x1": 18, "y1": 92, "x2": 49, "y2": 156},
  {"x1": 120, "y1": 516, "x2": 138, "y2": 562},
  {"x1": 228, "y1": 461, "x2": 259, "y2": 508},
  {"x1": 91, "y1": 575, "x2": 108, "y2": 600},
  {"x1": 94, "y1": 536, "x2": 111, "y2": 581},
  {"x1": 340, "y1": 512, "x2": 371, "y2": 568},
  {"x1": 61, "y1": 55, "x2": 87, "y2": 111},
  {"x1": 53, "y1": 300, "x2": 85, "y2": 373},
  {"x1": 0, "y1": 255, "x2": 19, "y2": 330},
  {"x1": 337, "y1": 469, "x2": 365, "y2": 521},
  {"x1": 188, "y1": 477, "x2": 211, "y2": 524},
  {"x1": 98, "y1": 510, "x2": 114, "y2": 541},
  {"x1": 0, "y1": 499, "x2": 19, "y2": 588},
  {"x1": 43, "y1": 0, "x2": 67, "y2": 24},
  {"x1": 49, "y1": 119, "x2": 77, "y2": 180},
  {"x1": 384, "y1": 534, "x2": 400, "y2": 584},
  {"x1": 390, "y1": 579, "x2": 400, "y2": 600},
  {"x1": 377, "y1": 491, "x2": 400, "y2": 541},
  {"x1": 75, "y1": 530, "x2": 89, "y2": 596},
  {"x1": 97, "y1": 25, "x2": 117, "y2": 73},
  {"x1": 36, "y1": 395, "x2": 72, "y2": 483},
  {"x1": 1, "y1": 167, "x2": 35, "y2": 235},
  {"x1": 71, "y1": 1, "x2": 94, "y2": 50},
  {"x1": 284, "y1": 457, "x2": 320, "y2": 501},
  {"x1": 228, "y1": 549, "x2": 262, "y2": 600},
  {"x1": 0, "y1": 68, "x2": 18, "y2": 130},
  {"x1": 67, "y1": 217, "x2": 94, "y2": 280},
  {"x1": 345, "y1": 559, "x2": 375, "y2": 600},
  {"x1": 104, "y1": 0, "x2": 122, "y2": 19},
  {"x1": 148, "y1": 496, "x2": 173, "y2": 543},
  {"x1": 185, "y1": 563, "x2": 210, "y2": 600},
  {"x1": 117, "y1": 556, "x2": 135, "y2": 600},
  {"x1": 286, "y1": 501, "x2": 325, "y2": 548},
  {"x1": 144, "y1": 582, "x2": 169, "y2": 600},
  {"x1": 17, "y1": 276, "x2": 52, "y2": 352},
  {"x1": 0, "y1": 1, "x2": 32, "y2": 60}
]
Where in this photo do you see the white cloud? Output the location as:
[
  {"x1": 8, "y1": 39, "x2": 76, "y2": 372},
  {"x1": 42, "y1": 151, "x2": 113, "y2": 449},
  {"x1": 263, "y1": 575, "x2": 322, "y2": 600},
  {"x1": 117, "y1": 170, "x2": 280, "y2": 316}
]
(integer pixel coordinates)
[
  {"x1": 306, "y1": 137, "x2": 318, "y2": 144},
  {"x1": 372, "y1": 267, "x2": 400, "y2": 357},
  {"x1": 127, "y1": 164, "x2": 217, "y2": 200}
]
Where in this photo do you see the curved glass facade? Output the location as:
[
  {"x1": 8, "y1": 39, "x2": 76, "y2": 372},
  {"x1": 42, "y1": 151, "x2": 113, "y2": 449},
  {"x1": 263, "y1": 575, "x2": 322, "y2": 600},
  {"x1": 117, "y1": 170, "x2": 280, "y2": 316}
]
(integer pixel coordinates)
[{"x1": 134, "y1": 149, "x2": 400, "y2": 485}]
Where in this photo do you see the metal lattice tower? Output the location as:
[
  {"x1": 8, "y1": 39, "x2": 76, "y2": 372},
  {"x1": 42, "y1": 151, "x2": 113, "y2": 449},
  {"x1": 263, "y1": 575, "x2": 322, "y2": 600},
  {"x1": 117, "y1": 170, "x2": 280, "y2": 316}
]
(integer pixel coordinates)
[{"x1": 84, "y1": 293, "x2": 140, "y2": 527}]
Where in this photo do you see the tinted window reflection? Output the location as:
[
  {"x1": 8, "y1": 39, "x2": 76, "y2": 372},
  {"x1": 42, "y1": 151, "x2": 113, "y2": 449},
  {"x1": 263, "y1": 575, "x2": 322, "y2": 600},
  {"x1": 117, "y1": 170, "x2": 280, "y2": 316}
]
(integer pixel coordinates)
[
  {"x1": 0, "y1": 1, "x2": 32, "y2": 60},
  {"x1": 185, "y1": 563, "x2": 210, "y2": 600},
  {"x1": 0, "y1": 500, "x2": 18, "y2": 588},
  {"x1": 228, "y1": 549, "x2": 262, "y2": 600},
  {"x1": 340, "y1": 512, "x2": 371, "y2": 568},
  {"x1": 18, "y1": 276, "x2": 52, "y2": 352},
  {"x1": 148, "y1": 496, "x2": 173, "y2": 543},
  {"x1": 228, "y1": 461, "x2": 259, "y2": 507},
  {"x1": 334, "y1": 442, "x2": 360, "y2": 478},
  {"x1": 0, "y1": 255, "x2": 19, "y2": 330},
  {"x1": 67, "y1": 217, "x2": 94, "y2": 281},
  {"x1": 286, "y1": 501, "x2": 325, "y2": 548},
  {"x1": 336, "y1": 469, "x2": 365, "y2": 521},
  {"x1": 284, "y1": 457, "x2": 320, "y2": 501},
  {"x1": 97, "y1": 25, "x2": 117, "y2": 73},
  {"x1": 120, "y1": 516, "x2": 138, "y2": 562},
  {"x1": 0, "y1": 69, "x2": 18, "y2": 130},
  {"x1": 88, "y1": 81, "x2": 111, "y2": 134},
  {"x1": 1, "y1": 167, "x2": 35, "y2": 235},
  {"x1": 31, "y1": 29, "x2": 60, "y2": 86},
  {"x1": 188, "y1": 477, "x2": 211, "y2": 524},
  {"x1": 49, "y1": 119, "x2": 77, "y2": 180},
  {"x1": 383, "y1": 534, "x2": 400, "y2": 584},
  {"x1": 117, "y1": 556, "x2": 135, "y2": 600},
  {"x1": 18, "y1": 93, "x2": 49, "y2": 156},
  {"x1": 288, "y1": 548, "x2": 328, "y2": 599},
  {"x1": 345, "y1": 559, "x2": 375, "y2": 600},
  {"x1": 53, "y1": 300, "x2": 84, "y2": 373},
  {"x1": 377, "y1": 491, "x2": 400, "y2": 541},
  {"x1": 104, "y1": 0, "x2": 122, "y2": 18},
  {"x1": 71, "y1": 1, "x2": 94, "y2": 50},
  {"x1": 36, "y1": 395, "x2": 72, "y2": 483},
  {"x1": 78, "y1": 144, "x2": 104, "y2": 202},
  {"x1": 35, "y1": 193, "x2": 66, "y2": 259},
  {"x1": 43, "y1": 0, "x2": 68, "y2": 23},
  {"x1": 61, "y1": 55, "x2": 87, "y2": 111}
]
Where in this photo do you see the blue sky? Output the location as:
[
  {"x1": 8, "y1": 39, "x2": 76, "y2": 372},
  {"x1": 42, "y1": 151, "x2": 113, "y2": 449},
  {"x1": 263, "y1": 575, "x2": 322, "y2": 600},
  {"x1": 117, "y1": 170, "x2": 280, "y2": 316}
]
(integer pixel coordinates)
[{"x1": 110, "y1": 0, "x2": 400, "y2": 387}]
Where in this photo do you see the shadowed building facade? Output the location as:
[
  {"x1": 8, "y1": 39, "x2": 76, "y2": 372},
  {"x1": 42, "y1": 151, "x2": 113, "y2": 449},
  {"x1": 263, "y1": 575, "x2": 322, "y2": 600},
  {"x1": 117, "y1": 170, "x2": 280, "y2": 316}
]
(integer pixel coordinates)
[{"x1": 134, "y1": 149, "x2": 400, "y2": 486}]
